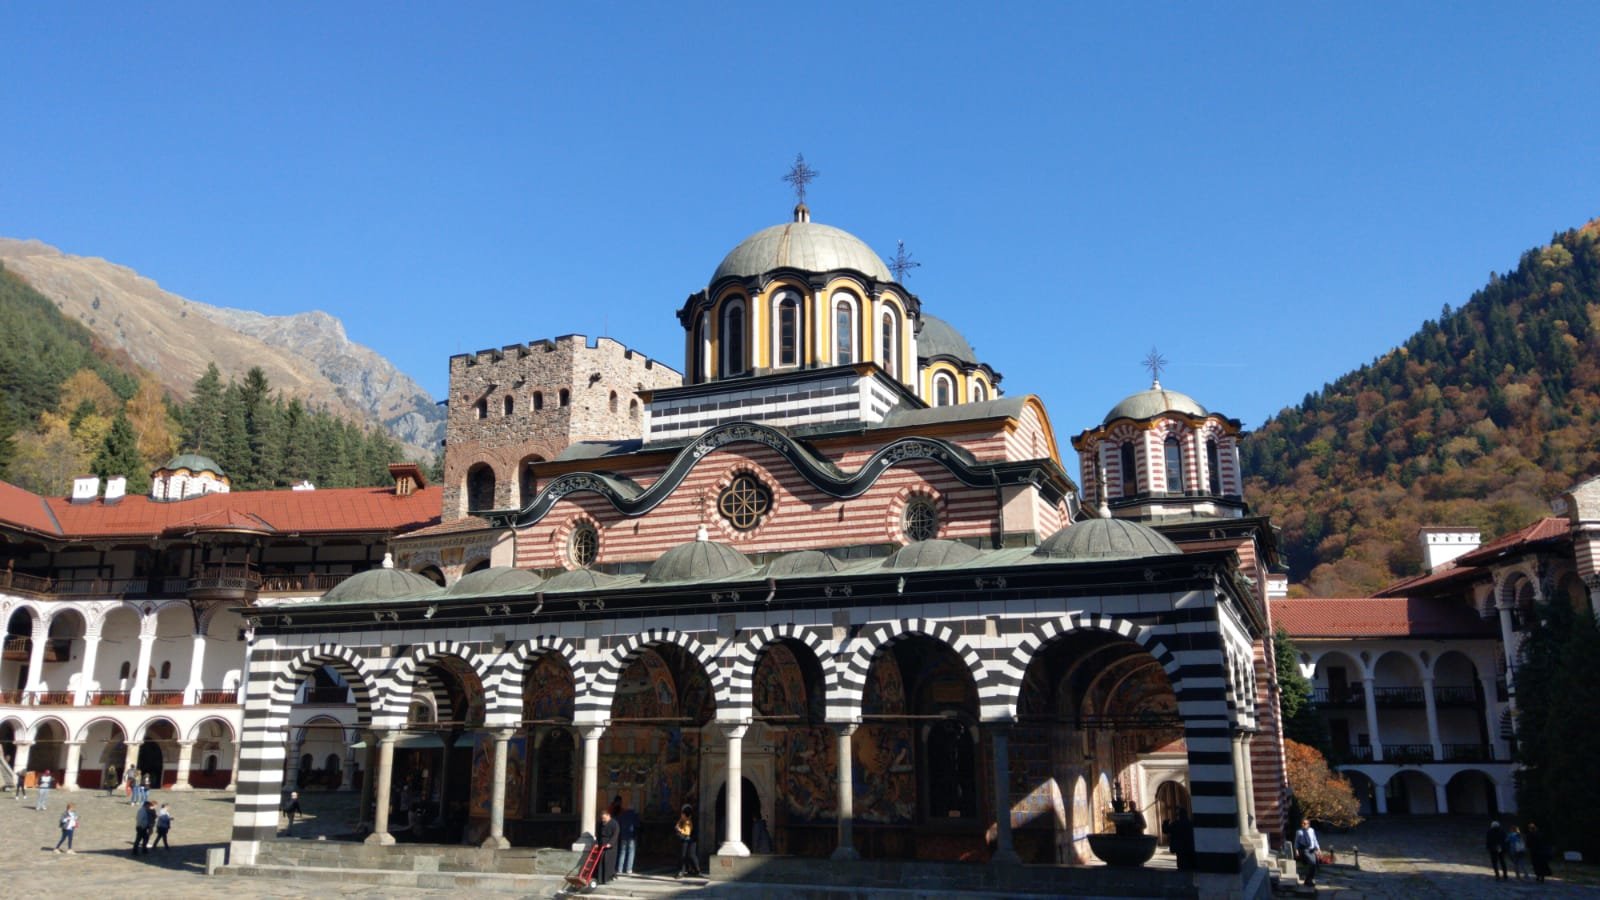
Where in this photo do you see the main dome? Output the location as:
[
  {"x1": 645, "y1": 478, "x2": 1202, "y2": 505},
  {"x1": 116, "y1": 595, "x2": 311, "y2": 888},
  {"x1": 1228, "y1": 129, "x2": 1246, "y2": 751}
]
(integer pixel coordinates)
[
  {"x1": 712, "y1": 220, "x2": 892, "y2": 285},
  {"x1": 1103, "y1": 386, "x2": 1208, "y2": 424}
]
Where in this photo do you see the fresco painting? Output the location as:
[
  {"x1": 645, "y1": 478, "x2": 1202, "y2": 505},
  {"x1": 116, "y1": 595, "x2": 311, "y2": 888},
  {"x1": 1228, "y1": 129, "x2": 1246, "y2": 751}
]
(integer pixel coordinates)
[
  {"x1": 468, "y1": 733, "x2": 527, "y2": 819},
  {"x1": 522, "y1": 654, "x2": 575, "y2": 721}
]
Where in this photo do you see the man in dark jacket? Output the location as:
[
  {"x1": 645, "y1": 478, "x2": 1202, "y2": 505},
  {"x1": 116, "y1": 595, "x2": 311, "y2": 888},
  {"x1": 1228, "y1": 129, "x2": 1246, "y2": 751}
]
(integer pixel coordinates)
[
  {"x1": 1165, "y1": 807, "x2": 1196, "y2": 870},
  {"x1": 597, "y1": 810, "x2": 620, "y2": 884},
  {"x1": 132, "y1": 800, "x2": 155, "y2": 855},
  {"x1": 1486, "y1": 820, "x2": 1508, "y2": 880}
]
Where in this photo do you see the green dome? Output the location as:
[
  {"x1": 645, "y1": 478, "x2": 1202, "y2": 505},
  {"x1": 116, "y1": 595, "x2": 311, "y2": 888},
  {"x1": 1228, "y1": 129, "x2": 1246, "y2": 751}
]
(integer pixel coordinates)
[
  {"x1": 761, "y1": 550, "x2": 842, "y2": 577},
  {"x1": 161, "y1": 453, "x2": 224, "y2": 475},
  {"x1": 1033, "y1": 518, "x2": 1182, "y2": 561},
  {"x1": 645, "y1": 538, "x2": 755, "y2": 584},
  {"x1": 712, "y1": 220, "x2": 891, "y2": 284},
  {"x1": 542, "y1": 568, "x2": 620, "y2": 592},
  {"x1": 1103, "y1": 386, "x2": 1207, "y2": 424},
  {"x1": 881, "y1": 539, "x2": 982, "y2": 570},
  {"x1": 320, "y1": 567, "x2": 441, "y2": 604},
  {"x1": 444, "y1": 566, "x2": 543, "y2": 597},
  {"x1": 917, "y1": 315, "x2": 977, "y2": 364}
]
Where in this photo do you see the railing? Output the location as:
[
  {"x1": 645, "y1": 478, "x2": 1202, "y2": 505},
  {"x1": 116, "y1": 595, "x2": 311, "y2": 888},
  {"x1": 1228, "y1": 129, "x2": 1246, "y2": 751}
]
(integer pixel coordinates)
[
  {"x1": 1383, "y1": 744, "x2": 1436, "y2": 764},
  {"x1": 0, "y1": 689, "x2": 25, "y2": 704},
  {"x1": 1330, "y1": 745, "x2": 1375, "y2": 763},
  {"x1": 1372, "y1": 686, "x2": 1426, "y2": 706},
  {"x1": 0, "y1": 570, "x2": 54, "y2": 595},
  {"x1": 260, "y1": 572, "x2": 354, "y2": 594},
  {"x1": 1310, "y1": 687, "x2": 1363, "y2": 706},
  {"x1": 1, "y1": 635, "x2": 29, "y2": 660},
  {"x1": 1433, "y1": 685, "x2": 1480, "y2": 706},
  {"x1": 187, "y1": 564, "x2": 263, "y2": 595},
  {"x1": 1443, "y1": 743, "x2": 1495, "y2": 762},
  {"x1": 142, "y1": 690, "x2": 186, "y2": 706},
  {"x1": 32, "y1": 690, "x2": 75, "y2": 706},
  {"x1": 195, "y1": 689, "x2": 238, "y2": 705},
  {"x1": 86, "y1": 691, "x2": 131, "y2": 706}
]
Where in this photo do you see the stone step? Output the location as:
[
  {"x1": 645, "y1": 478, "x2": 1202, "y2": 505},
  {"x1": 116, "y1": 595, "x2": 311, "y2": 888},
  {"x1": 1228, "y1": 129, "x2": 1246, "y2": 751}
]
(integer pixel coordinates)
[{"x1": 222, "y1": 863, "x2": 696, "y2": 896}]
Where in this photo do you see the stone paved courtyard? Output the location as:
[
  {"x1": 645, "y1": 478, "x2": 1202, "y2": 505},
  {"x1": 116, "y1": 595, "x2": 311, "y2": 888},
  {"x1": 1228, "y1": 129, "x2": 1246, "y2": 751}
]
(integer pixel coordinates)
[{"x1": 1, "y1": 787, "x2": 1596, "y2": 898}]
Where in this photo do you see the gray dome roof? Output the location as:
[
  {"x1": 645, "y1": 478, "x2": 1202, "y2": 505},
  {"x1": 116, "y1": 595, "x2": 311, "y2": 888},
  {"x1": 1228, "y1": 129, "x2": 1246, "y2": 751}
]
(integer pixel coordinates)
[
  {"x1": 917, "y1": 315, "x2": 977, "y2": 364},
  {"x1": 645, "y1": 539, "x2": 755, "y2": 584},
  {"x1": 1033, "y1": 518, "x2": 1182, "y2": 561},
  {"x1": 1103, "y1": 386, "x2": 1208, "y2": 424},
  {"x1": 444, "y1": 566, "x2": 543, "y2": 597},
  {"x1": 320, "y1": 567, "x2": 440, "y2": 604},
  {"x1": 761, "y1": 550, "x2": 842, "y2": 577},
  {"x1": 712, "y1": 221, "x2": 891, "y2": 284},
  {"x1": 542, "y1": 568, "x2": 620, "y2": 592},
  {"x1": 162, "y1": 453, "x2": 224, "y2": 475},
  {"x1": 882, "y1": 539, "x2": 983, "y2": 570}
]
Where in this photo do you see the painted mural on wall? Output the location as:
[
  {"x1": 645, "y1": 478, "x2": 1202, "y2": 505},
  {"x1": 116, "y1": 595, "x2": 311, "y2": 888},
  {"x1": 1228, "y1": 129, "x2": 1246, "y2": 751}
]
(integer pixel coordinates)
[
  {"x1": 856, "y1": 651, "x2": 914, "y2": 824},
  {"x1": 522, "y1": 653, "x2": 575, "y2": 721},
  {"x1": 599, "y1": 650, "x2": 704, "y2": 818},
  {"x1": 468, "y1": 734, "x2": 527, "y2": 820}
]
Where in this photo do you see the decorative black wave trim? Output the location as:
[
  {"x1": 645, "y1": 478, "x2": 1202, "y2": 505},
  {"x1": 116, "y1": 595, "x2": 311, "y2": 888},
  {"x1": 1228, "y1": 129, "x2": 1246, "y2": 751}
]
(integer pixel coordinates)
[{"x1": 503, "y1": 421, "x2": 1071, "y2": 527}]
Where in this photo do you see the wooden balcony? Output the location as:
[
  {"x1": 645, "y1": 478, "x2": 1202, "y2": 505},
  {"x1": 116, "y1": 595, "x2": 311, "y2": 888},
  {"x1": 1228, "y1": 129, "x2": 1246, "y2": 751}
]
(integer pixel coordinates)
[
  {"x1": 1, "y1": 636, "x2": 72, "y2": 663},
  {"x1": 259, "y1": 572, "x2": 354, "y2": 594},
  {"x1": 187, "y1": 564, "x2": 262, "y2": 603}
]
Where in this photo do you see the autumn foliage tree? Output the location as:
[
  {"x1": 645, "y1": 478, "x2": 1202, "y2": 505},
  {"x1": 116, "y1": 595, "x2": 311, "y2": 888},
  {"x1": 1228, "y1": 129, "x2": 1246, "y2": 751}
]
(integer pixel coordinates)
[{"x1": 1283, "y1": 739, "x2": 1362, "y2": 829}]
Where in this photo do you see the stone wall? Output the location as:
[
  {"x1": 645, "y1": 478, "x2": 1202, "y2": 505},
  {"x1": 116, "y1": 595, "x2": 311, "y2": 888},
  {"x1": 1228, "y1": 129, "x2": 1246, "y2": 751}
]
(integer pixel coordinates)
[{"x1": 442, "y1": 335, "x2": 681, "y2": 519}]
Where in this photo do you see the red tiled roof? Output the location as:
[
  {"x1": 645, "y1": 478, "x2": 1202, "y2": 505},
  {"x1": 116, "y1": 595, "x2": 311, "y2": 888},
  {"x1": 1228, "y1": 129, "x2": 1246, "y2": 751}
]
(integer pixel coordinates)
[
  {"x1": 398, "y1": 515, "x2": 500, "y2": 539},
  {"x1": 1374, "y1": 559, "x2": 1479, "y2": 597},
  {"x1": 0, "y1": 481, "x2": 441, "y2": 540},
  {"x1": 1454, "y1": 516, "x2": 1570, "y2": 565},
  {"x1": 0, "y1": 480, "x2": 62, "y2": 537},
  {"x1": 1270, "y1": 596, "x2": 1497, "y2": 639}
]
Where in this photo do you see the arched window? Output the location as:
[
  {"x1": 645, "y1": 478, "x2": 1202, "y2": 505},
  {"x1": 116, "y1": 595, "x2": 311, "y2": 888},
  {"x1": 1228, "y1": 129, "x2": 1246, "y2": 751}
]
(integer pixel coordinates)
[
  {"x1": 466, "y1": 463, "x2": 496, "y2": 513},
  {"x1": 120, "y1": 661, "x2": 132, "y2": 680},
  {"x1": 880, "y1": 308, "x2": 899, "y2": 378},
  {"x1": 503, "y1": 395, "x2": 514, "y2": 416},
  {"x1": 609, "y1": 391, "x2": 618, "y2": 413},
  {"x1": 1119, "y1": 441, "x2": 1138, "y2": 498},
  {"x1": 932, "y1": 372, "x2": 955, "y2": 407},
  {"x1": 698, "y1": 311, "x2": 712, "y2": 381},
  {"x1": 1206, "y1": 438, "x2": 1222, "y2": 494},
  {"x1": 971, "y1": 380, "x2": 988, "y2": 403},
  {"x1": 558, "y1": 388, "x2": 570, "y2": 407},
  {"x1": 533, "y1": 391, "x2": 544, "y2": 411},
  {"x1": 474, "y1": 398, "x2": 488, "y2": 420},
  {"x1": 519, "y1": 456, "x2": 543, "y2": 508},
  {"x1": 774, "y1": 293, "x2": 799, "y2": 368},
  {"x1": 1164, "y1": 437, "x2": 1184, "y2": 493},
  {"x1": 722, "y1": 299, "x2": 746, "y2": 375},
  {"x1": 537, "y1": 728, "x2": 576, "y2": 815},
  {"x1": 833, "y1": 294, "x2": 857, "y2": 364},
  {"x1": 159, "y1": 661, "x2": 171, "y2": 680},
  {"x1": 629, "y1": 398, "x2": 639, "y2": 421}
]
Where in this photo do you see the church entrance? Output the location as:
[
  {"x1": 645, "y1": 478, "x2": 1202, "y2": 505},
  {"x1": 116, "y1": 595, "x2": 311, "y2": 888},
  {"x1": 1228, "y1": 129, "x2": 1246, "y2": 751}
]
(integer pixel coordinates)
[
  {"x1": 714, "y1": 776, "x2": 762, "y2": 851},
  {"x1": 394, "y1": 655, "x2": 484, "y2": 845}
]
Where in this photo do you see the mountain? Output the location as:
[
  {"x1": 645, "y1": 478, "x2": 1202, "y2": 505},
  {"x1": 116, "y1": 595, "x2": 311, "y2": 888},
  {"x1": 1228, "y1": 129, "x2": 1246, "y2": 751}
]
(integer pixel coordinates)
[
  {"x1": 1243, "y1": 218, "x2": 1600, "y2": 596},
  {"x1": 0, "y1": 238, "x2": 443, "y2": 459}
]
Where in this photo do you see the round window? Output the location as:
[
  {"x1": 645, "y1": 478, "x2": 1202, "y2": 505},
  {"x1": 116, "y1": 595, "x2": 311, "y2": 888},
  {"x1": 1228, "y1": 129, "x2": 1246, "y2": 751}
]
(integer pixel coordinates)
[
  {"x1": 568, "y1": 521, "x2": 599, "y2": 568},
  {"x1": 903, "y1": 495, "x2": 939, "y2": 542},
  {"x1": 718, "y1": 474, "x2": 772, "y2": 531}
]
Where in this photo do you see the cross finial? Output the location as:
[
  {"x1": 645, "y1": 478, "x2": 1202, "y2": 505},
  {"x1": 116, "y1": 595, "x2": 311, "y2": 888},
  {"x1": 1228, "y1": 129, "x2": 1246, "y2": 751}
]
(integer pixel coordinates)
[
  {"x1": 889, "y1": 240, "x2": 921, "y2": 282},
  {"x1": 782, "y1": 153, "x2": 820, "y2": 204},
  {"x1": 1143, "y1": 347, "x2": 1168, "y2": 389}
]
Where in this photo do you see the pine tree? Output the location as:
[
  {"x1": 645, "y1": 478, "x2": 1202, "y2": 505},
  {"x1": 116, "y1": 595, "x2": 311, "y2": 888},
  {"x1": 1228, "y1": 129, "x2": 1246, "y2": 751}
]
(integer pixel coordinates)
[
  {"x1": 92, "y1": 412, "x2": 146, "y2": 491},
  {"x1": 0, "y1": 398, "x2": 16, "y2": 480},
  {"x1": 216, "y1": 382, "x2": 252, "y2": 484},
  {"x1": 185, "y1": 363, "x2": 224, "y2": 453}
]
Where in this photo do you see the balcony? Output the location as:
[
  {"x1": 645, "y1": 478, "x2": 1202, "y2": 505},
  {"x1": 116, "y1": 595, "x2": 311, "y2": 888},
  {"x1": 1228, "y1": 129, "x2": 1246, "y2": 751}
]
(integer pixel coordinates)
[
  {"x1": 1443, "y1": 743, "x2": 1496, "y2": 763},
  {"x1": 187, "y1": 564, "x2": 262, "y2": 604},
  {"x1": 1, "y1": 636, "x2": 73, "y2": 663},
  {"x1": 32, "y1": 690, "x2": 74, "y2": 706},
  {"x1": 86, "y1": 691, "x2": 131, "y2": 706},
  {"x1": 1331, "y1": 745, "x2": 1375, "y2": 764},
  {"x1": 259, "y1": 571, "x2": 354, "y2": 594},
  {"x1": 195, "y1": 689, "x2": 238, "y2": 705},
  {"x1": 1373, "y1": 686, "x2": 1426, "y2": 706},
  {"x1": 1310, "y1": 687, "x2": 1364, "y2": 708},
  {"x1": 1382, "y1": 743, "x2": 1436, "y2": 764},
  {"x1": 0, "y1": 570, "x2": 54, "y2": 595},
  {"x1": 142, "y1": 690, "x2": 186, "y2": 706},
  {"x1": 1433, "y1": 685, "x2": 1480, "y2": 706}
]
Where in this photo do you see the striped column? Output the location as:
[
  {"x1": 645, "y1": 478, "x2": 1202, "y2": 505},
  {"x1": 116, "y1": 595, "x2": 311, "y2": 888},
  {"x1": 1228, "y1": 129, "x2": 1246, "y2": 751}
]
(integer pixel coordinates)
[
  {"x1": 228, "y1": 653, "x2": 290, "y2": 865},
  {"x1": 1177, "y1": 638, "x2": 1244, "y2": 874}
]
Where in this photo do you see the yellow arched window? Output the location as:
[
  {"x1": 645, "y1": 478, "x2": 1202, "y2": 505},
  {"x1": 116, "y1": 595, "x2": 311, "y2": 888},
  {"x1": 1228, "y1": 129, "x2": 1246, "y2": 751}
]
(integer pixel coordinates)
[
  {"x1": 932, "y1": 371, "x2": 955, "y2": 407},
  {"x1": 775, "y1": 293, "x2": 800, "y2": 368},
  {"x1": 722, "y1": 299, "x2": 747, "y2": 376},
  {"x1": 881, "y1": 308, "x2": 899, "y2": 378},
  {"x1": 833, "y1": 292, "x2": 858, "y2": 365}
]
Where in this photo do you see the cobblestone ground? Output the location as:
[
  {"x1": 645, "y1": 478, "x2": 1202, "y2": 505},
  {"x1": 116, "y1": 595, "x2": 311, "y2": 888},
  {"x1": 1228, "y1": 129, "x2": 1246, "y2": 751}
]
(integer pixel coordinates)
[{"x1": 1290, "y1": 817, "x2": 1599, "y2": 899}]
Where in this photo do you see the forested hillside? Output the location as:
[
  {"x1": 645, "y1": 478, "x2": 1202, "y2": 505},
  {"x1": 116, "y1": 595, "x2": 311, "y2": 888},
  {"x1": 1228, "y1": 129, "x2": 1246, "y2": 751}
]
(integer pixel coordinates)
[
  {"x1": 1243, "y1": 219, "x2": 1600, "y2": 596},
  {"x1": 0, "y1": 263, "x2": 410, "y2": 497}
]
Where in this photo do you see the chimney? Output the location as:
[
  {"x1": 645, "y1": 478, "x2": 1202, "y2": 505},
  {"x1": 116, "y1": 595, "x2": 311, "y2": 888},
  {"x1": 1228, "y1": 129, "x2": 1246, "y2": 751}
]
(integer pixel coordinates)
[
  {"x1": 1419, "y1": 526, "x2": 1481, "y2": 573},
  {"x1": 291, "y1": 480, "x2": 316, "y2": 491},
  {"x1": 71, "y1": 476, "x2": 100, "y2": 503},
  {"x1": 103, "y1": 476, "x2": 127, "y2": 503},
  {"x1": 1266, "y1": 574, "x2": 1289, "y2": 599}
]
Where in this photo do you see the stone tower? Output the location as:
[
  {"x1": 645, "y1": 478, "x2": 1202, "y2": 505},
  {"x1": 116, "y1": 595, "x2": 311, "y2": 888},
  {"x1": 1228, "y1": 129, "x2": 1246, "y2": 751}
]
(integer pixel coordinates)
[{"x1": 441, "y1": 334, "x2": 681, "y2": 520}]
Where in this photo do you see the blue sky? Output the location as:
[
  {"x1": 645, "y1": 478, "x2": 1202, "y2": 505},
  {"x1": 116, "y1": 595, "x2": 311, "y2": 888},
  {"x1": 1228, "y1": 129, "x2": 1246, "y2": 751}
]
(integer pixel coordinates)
[{"x1": 4, "y1": 3, "x2": 1599, "y2": 437}]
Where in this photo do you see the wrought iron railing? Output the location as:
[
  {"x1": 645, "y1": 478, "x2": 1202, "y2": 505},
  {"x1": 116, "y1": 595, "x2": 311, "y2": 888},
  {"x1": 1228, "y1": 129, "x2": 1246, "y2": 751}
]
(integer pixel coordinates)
[
  {"x1": 86, "y1": 691, "x2": 131, "y2": 706},
  {"x1": 1372, "y1": 686, "x2": 1425, "y2": 706},
  {"x1": 195, "y1": 689, "x2": 238, "y2": 704},
  {"x1": 1382, "y1": 743, "x2": 1436, "y2": 764},
  {"x1": 1310, "y1": 687, "x2": 1364, "y2": 706},
  {"x1": 32, "y1": 690, "x2": 75, "y2": 706},
  {"x1": 0, "y1": 570, "x2": 54, "y2": 594},
  {"x1": 0, "y1": 689, "x2": 25, "y2": 704},
  {"x1": 1443, "y1": 743, "x2": 1495, "y2": 762},
  {"x1": 1330, "y1": 745, "x2": 1375, "y2": 763},
  {"x1": 142, "y1": 690, "x2": 186, "y2": 706},
  {"x1": 259, "y1": 572, "x2": 354, "y2": 594},
  {"x1": 1432, "y1": 685, "x2": 1479, "y2": 705}
]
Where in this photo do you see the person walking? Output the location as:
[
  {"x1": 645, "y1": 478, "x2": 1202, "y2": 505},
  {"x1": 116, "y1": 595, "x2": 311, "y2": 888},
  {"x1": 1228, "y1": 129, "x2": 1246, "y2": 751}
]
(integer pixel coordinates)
[
  {"x1": 676, "y1": 804, "x2": 702, "y2": 878},
  {"x1": 597, "y1": 809, "x2": 620, "y2": 885},
  {"x1": 1486, "y1": 820, "x2": 1508, "y2": 881},
  {"x1": 283, "y1": 790, "x2": 302, "y2": 832},
  {"x1": 137, "y1": 771, "x2": 151, "y2": 805},
  {"x1": 1293, "y1": 817, "x2": 1321, "y2": 887},
  {"x1": 53, "y1": 803, "x2": 78, "y2": 853},
  {"x1": 616, "y1": 797, "x2": 641, "y2": 875},
  {"x1": 1526, "y1": 822, "x2": 1553, "y2": 884},
  {"x1": 153, "y1": 803, "x2": 173, "y2": 849},
  {"x1": 12, "y1": 769, "x2": 24, "y2": 801},
  {"x1": 132, "y1": 800, "x2": 154, "y2": 855},
  {"x1": 103, "y1": 764, "x2": 119, "y2": 797},
  {"x1": 125, "y1": 770, "x2": 137, "y2": 805},
  {"x1": 35, "y1": 770, "x2": 53, "y2": 811},
  {"x1": 1506, "y1": 824, "x2": 1528, "y2": 880},
  {"x1": 1166, "y1": 807, "x2": 1196, "y2": 870}
]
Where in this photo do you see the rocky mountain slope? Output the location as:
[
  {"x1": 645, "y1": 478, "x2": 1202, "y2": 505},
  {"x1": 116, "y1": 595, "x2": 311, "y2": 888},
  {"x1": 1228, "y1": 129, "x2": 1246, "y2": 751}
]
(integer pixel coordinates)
[{"x1": 0, "y1": 238, "x2": 443, "y2": 459}]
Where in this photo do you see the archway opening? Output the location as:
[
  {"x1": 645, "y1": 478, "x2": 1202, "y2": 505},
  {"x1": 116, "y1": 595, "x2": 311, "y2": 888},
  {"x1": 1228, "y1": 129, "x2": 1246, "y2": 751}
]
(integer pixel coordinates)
[
  {"x1": 136, "y1": 720, "x2": 178, "y2": 787},
  {"x1": 1446, "y1": 770, "x2": 1498, "y2": 816},
  {"x1": 754, "y1": 639, "x2": 827, "y2": 857},
  {"x1": 505, "y1": 652, "x2": 575, "y2": 849},
  {"x1": 80, "y1": 719, "x2": 129, "y2": 790},
  {"x1": 1385, "y1": 770, "x2": 1439, "y2": 814},
  {"x1": 3, "y1": 609, "x2": 37, "y2": 693},
  {"x1": 392, "y1": 655, "x2": 485, "y2": 845},
  {"x1": 466, "y1": 463, "x2": 496, "y2": 514}
]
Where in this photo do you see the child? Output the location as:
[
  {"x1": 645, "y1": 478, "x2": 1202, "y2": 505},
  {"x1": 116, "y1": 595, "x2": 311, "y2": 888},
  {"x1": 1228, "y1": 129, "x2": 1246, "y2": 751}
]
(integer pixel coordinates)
[
  {"x1": 53, "y1": 803, "x2": 78, "y2": 853},
  {"x1": 1507, "y1": 824, "x2": 1528, "y2": 880}
]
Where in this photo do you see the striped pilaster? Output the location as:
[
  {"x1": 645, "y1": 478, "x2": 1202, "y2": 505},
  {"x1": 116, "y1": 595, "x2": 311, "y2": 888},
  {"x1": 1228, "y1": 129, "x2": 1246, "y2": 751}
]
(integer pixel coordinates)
[
  {"x1": 576, "y1": 628, "x2": 726, "y2": 722},
  {"x1": 836, "y1": 618, "x2": 987, "y2": 722},
  {"x1": 726, "y1": 624, "x2": 835, "y2": 719},
  {"x1": 1175, "y1": 637, "x2": 1243, "y2": 874},
  {"x1": 484, "y1": 635, "x2": 583, "y2": 727}
]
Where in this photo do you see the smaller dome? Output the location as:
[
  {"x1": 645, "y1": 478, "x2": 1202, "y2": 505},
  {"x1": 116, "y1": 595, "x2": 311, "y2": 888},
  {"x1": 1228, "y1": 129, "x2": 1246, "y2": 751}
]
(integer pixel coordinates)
[
  {"x1": 761, "y1": 550, "x2": 842, "y2": 577},
  {"x1": 444, "y1": 566, "x2": 543, "y2": 597},
  {"x1": 320, "y1": 568, "x2": 441, "y2": 604},
  {"x1": 542, "y1": 568, "x2": 620, "y2": 592},
  {"x1": 1033, "y1": 519, "x2": 1181, "y2": 561},
  {"x1": 645, "y1": 539, "x2": 755, "y2": 584},
  {"x1": 917, "y1": 315, "x2": 977, "y2": 364},
  {"x1": 1102, "y1": 385, "x2": 1208, "y2": 424},
  {"x1": 161, "y1": 453, "x2": 224, "y2": 474},
  {"x1": 882, "y1": 539, "x2": 982, "y2": 570},
  {"x1": 712, "y1": 220, "x2": 892, "y2": 284}
]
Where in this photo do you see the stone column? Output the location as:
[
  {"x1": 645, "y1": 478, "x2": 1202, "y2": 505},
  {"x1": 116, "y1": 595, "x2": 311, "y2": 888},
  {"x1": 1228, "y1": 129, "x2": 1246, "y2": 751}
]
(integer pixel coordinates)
[
  {"x1": 357, "y1": 733, "x2": 378, "y2": 826},
  {"x1": 73, "y1": 633, "x2": 101, "y2": 706},
  {"x1": 172, "y1": 740, "x2": 195, "y2": 790},
  {"x1": 1241, "y1": 733, "x2": 1259, "y2": 833},
  {"x1": 130, "y1": 633, "x2": 156, "y2": 706},
  {"x1": 830, "y1": 723, "x2": 859, "y2": 860},
  {"x1": 62, "y1": 741, "x2": 83, "y2": 790},
  {"x1": 990, "y1": 725, "x2": 1021, "y2": 864},
  {"x1": 1231, "y1": 734, "x2": 1251, "y2": 842},
  {"x1": 482, "y1": 729, "x2": 513, "y2": 849},
  {"x1": 1434, "y1": 780, "x2": 1449, "y2": 814},
  {"x1": 718, "y1": 724, "x2": 750, "y2": 857},
  {"x1": 183, "y1": 633, "x2": 208, "y2": 705},
  {"x1": 573, "y1": 725, "x2": 605, "y2": 851},
  {"x1": 1361, "y1": 676, "x2": 1384, "y2": 762},
  {"x1": 227, "y1": 742, "x2": 242, "y2": 791},
  {"x1": 1480, "y1": 675, "x2": 1502, "y2": 759},
  {"x1": 1495, "y1": 602, "x2": 1520, "y2": 720},
  {"x1": 24, "y1": 621, "x2": 48, "y2": 698},
  {"x1": 12, "y1": 740, "x2": 32, "y2": 778},
  {"x1": 1421, "y1": 676, "x2": 1443, "y2": 762},
  {"x1": 365, "y1": 731, "x2": 397, "y2": 845},
  {"x1": 1374, "y1": 786, "x2": 1389, "y2": 815}
]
